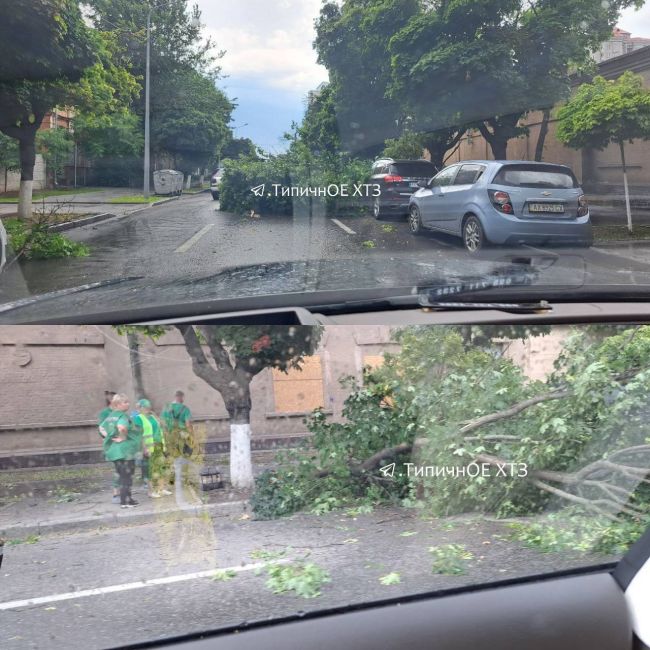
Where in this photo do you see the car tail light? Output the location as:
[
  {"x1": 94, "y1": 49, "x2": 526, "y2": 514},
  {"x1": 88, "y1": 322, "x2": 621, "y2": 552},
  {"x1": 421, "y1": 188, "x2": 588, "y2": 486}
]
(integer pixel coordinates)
[
  {"x1": 489, "y1": 190, "x2": 514, "y2": 214},
  {"x1": 578, "y1": 194, "x2": 588, "y2": 217},
  {"x1": 384, "y1": 175, "x2": 404, "y2": 183}
]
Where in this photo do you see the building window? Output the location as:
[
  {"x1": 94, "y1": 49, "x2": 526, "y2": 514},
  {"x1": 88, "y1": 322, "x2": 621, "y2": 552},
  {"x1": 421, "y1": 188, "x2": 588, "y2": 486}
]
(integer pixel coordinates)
[
  {"x1": 272, "y1": 356, "x2": 324, "y2": 413},
  {"x1": 362, "y1": 355, "x2": 385, "y2": 371}
]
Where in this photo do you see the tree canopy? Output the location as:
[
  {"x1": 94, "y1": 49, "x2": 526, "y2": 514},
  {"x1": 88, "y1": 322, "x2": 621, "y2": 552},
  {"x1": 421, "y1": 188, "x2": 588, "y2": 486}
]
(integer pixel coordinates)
[
  {"x1": 557, "y1": 72, "x2": 650, "y2": 151},
  {"x1": 558, "y1": 71, "x2": 650, "y2": 232}
]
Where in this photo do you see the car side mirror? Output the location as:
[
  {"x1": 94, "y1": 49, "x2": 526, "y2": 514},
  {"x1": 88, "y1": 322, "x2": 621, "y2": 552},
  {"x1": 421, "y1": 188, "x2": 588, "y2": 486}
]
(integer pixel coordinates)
[{"x1": 417, "y1": 180, "x2": 428, "y2": 188}]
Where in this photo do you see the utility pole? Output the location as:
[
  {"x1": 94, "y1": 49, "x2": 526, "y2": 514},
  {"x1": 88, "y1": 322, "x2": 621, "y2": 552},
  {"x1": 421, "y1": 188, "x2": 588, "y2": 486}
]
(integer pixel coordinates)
[{"x1": 144, "y1": 8, "x2": 152, "y2": 198}]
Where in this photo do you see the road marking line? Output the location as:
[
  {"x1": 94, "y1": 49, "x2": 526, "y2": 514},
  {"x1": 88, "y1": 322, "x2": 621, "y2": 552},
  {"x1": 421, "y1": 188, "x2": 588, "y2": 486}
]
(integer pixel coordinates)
[
  {"x1": 0, "y1": 560, "x2": 285, "y2": 611},
  {"x1": 175, "y1": 224, "x2": 214, "y2": 253},
  {"x1": 331, "y1": 218, "x2": 356, "y2": 235}
]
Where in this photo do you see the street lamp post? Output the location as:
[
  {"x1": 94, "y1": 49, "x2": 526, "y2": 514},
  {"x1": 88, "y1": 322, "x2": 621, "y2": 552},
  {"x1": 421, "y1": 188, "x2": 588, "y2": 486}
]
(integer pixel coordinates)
[{"x1": 143, "y1": 8, "x2": 152, "y2": 198}]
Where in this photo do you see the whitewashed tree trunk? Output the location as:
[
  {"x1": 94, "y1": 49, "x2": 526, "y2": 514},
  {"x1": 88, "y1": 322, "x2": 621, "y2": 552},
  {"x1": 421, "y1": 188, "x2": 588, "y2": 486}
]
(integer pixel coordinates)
[
  {"x1": 230, "y1": 423, "x2": 254, "y2": 489},
  {"x1": 619, "y1": 140, "x2": 633, "y2": 234},
  {"x1": 17, "y1": 180, "x2": 33, "y2": 220}
]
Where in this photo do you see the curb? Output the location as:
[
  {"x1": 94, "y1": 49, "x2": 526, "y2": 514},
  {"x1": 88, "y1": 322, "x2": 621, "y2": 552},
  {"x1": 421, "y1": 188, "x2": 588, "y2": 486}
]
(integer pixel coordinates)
[
  {"x1": 49, "y1": 196, "x2": 181, "y2": 233},
  {"x1": 1, "y1": 499, "x2": 249, "y2": 539}
]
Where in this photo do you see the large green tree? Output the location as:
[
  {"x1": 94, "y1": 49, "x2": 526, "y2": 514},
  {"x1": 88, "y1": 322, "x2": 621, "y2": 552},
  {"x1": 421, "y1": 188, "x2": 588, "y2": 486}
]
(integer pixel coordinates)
[
  {"x1": 314, "y1": 0, "x2": 420, "y2": 158},
  {"x1": 299, "y1": 84, "x2": 341, "y2": 158},
  {"x1": 176, "y1": 326, "x2": 322, "y2": 489},
  {"x1": 151, "y1": 70, "x2": 233, "y2": 174},
  {"x1": 125, "y1": 326, "x2": 323, "y2": 489},
  {"x1": 389, "y1": 0, "x2": 642, "y2": 160},
  {"x1": 0, "y1": 0, "x2": 96, "y2": 218},
  {"x1": 557, "y1": 72, "x2": 650, "y2": 234},
  {"x1": 87, "y1": 0, "x2": 231, "y2": 172}
]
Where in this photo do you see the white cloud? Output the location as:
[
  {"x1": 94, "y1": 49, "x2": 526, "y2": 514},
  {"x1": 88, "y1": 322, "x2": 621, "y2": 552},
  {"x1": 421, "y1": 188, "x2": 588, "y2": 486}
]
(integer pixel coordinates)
[
  {"x1": 197, "y1": 0, "x2": 329, "y2": 95},
  {"x1": 619, "y1": 4, "x2": 650, "y2": 37}
]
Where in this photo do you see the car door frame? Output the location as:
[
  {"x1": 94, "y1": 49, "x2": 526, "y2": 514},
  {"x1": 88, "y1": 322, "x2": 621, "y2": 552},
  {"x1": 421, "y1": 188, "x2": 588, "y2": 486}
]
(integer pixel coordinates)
[
  {"x1": 419, "y1": 165, "x2": 460, "y2": 229},
  {"x1": 443, "y1": 163, "x2": 487, "y2": 234}
]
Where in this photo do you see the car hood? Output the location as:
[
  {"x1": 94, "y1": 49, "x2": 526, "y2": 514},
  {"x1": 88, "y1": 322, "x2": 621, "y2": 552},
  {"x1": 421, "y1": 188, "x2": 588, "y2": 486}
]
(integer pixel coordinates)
[{"x1": 0, "y1": 251, "x2": 592, "y2": 323}]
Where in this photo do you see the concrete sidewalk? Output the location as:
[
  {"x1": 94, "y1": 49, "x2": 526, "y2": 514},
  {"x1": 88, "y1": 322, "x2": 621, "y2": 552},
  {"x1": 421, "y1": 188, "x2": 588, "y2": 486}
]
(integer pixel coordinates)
[
  {"x1": 0, "y1": 483, "x2": 249, "y2": 539},
  {"x1": 0, "y1": 188, "x2": 183, "y2": 221}
]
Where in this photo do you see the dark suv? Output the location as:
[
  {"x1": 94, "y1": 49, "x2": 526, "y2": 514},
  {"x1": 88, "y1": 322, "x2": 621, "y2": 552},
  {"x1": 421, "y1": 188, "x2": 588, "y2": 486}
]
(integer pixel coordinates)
[{"x1": 370, "y1": 158, "x2": 438, "y2": 219}]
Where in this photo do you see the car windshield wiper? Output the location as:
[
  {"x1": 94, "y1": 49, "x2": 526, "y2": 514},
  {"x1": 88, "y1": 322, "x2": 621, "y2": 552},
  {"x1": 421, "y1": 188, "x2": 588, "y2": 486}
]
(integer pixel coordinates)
[
  {"x1": 0, "y1": 277, "x2": 143, "y2": 315},
  {"x1": 422, "y1": 299, "x2": 552, "y2": 314}
]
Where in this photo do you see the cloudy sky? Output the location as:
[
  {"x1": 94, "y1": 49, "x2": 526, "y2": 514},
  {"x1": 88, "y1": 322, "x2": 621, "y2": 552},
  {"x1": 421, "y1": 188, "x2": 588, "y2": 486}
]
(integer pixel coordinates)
[{"x1": 197, "y1": 0, "x2": 650, "y2": 153}]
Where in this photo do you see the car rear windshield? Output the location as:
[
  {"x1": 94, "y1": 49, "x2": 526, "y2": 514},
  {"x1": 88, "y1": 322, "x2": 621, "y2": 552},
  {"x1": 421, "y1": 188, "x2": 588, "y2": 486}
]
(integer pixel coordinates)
[
  {"x1": 390, "y1": 162, "x2": 437, "y2": 177},
  {"x1": 493, "y1": 165, "x2": 579, "y2": 189}
]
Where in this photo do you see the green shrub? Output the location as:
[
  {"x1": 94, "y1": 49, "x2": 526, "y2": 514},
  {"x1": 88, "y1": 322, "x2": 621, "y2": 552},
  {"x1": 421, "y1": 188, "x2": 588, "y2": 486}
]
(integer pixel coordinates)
[{"x1": 5, "y1": 219, "x2": 89, "y2": 260}]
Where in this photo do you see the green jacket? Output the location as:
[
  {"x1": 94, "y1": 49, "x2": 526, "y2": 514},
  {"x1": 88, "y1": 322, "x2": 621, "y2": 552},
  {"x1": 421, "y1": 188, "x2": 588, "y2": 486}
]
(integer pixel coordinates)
[
  {"x1": 161, "y1": 402, "x2": 192, "y2": 431},
  {"x1": 101, "y1": 410, "x2": 141, "y2": 462}
]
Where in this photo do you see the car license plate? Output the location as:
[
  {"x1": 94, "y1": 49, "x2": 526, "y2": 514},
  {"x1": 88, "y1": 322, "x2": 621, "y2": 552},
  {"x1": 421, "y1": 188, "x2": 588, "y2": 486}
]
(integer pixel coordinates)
[
  {"x1": 529, "y1": 203, "x2": 564, "y2": 213},
  {"x1": 410, "y1": 182, "x2": 418, "y2": 188}
]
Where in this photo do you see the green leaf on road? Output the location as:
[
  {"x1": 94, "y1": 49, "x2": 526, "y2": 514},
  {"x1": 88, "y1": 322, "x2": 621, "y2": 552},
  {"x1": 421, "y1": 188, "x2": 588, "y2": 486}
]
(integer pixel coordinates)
[{"x1": 379, "y1": 572, "x2": 401, "y2": 585}]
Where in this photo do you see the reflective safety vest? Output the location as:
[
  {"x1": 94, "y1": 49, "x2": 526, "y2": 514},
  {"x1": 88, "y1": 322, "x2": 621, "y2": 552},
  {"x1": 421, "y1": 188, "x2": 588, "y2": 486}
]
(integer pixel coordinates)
[{"x1": 136, "y1": 414, "x2": 165, "y2": 453}]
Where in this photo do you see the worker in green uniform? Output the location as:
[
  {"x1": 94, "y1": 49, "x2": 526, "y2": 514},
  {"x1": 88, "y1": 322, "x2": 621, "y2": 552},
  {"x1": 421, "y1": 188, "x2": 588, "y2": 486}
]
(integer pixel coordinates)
[
  {"x1": 162, "y1": 390, "x2": 199, "y2": 508},
  {"x1": 133, "y1": 399, "x2": 172, "y2": 499},
  {"x1": 100, "y1": 394, "x2": 140, "y2": 508},
  {"x1": 98, "y1": 391, "x2": 120, "y2": 504},
  {"x1": 162, "y1": 390, "x2": 194, "y2": 457}
]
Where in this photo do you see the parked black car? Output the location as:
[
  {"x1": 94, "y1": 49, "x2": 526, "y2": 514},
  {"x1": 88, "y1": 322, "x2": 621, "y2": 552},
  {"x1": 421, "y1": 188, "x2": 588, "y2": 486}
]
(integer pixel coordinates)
[{"x1": 370, "y1": 158, "x2": 438, "y2": 219}]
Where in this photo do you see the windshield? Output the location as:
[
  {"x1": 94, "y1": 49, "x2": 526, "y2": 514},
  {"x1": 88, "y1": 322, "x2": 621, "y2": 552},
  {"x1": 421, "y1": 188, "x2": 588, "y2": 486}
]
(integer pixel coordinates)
[
  {"x1": 2, "y1": 2, "x2": 650, "y2": 316},
  {"x1": 1, "y1": 323, "x2": 649, "y2": 649},
  {"x1": 493, "y1": 165, "x2": 580, "y2": 189}
]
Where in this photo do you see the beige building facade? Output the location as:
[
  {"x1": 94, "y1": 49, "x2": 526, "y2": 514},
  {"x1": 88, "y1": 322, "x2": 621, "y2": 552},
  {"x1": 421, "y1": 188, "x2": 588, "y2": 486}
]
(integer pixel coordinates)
[
  {"x1": 0, "y1": 325, "x2": 568, "y2": 465},
  {"x1": 446, "y1": 46, "x2": 650, "y2": 192}
]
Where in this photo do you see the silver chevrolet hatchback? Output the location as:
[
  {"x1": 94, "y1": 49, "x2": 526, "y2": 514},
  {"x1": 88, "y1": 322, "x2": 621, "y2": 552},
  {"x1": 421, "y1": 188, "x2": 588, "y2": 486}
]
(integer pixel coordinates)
[{"x1": 408, "y1": 161, "x2": 592, "y2": 253}]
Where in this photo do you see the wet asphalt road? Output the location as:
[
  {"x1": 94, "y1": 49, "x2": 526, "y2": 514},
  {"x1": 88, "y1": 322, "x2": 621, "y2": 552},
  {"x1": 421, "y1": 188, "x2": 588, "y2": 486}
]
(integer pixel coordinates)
[
  {"x1": 0, "y1": 507, "x2": 613, "y2": 650},
  {"x1": 4, "y1": 192, "x2": 650, "y2": 317},
  {"x1": 12, "y1": 193, "x2": 468, "y2": 294}
]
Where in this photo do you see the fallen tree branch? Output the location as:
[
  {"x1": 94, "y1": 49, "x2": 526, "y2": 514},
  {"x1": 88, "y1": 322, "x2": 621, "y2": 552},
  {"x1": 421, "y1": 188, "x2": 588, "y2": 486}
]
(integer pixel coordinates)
[{"x1": 459, "y1": 390, "x2": 571, "y2": 435}]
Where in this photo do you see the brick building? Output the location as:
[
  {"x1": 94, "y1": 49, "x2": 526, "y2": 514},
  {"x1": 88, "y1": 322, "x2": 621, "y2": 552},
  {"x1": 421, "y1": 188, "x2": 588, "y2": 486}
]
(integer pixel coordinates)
[
  {"x1": 593, "y1": 27, "x2": 650, "y2": 63},
  {"x1": 0, "y1": 326, "x2": 568, "y2": 467},
  {"x1": 444, "y1": 45, "x2": 650, "y2": 193}
]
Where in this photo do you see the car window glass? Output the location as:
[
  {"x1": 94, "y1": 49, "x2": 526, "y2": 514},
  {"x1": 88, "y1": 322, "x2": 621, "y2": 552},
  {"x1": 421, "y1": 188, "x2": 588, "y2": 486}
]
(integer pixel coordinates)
[
  {"x1": 2, "y1": 323, "x2": 649, "y2": 649},
  {"x1": 454, "y1": 164, "x2": 485, "y2": 185},
  {"x1": 493, "y1": 165, "x2": 579, "y2": 188},
  {"x1": 392, "y1": 162, "x2": 438, "y2": 177},
  {"x1": 432, "y1": 166, "x2": 458, "y2": 187}
]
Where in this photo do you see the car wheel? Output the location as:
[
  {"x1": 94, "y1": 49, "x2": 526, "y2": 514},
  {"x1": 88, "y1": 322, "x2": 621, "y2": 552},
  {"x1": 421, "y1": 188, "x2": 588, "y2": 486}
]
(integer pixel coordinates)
[
  {"x1": 408, "y1": 205, "x2": 424, "y2": 235},
  {"x1": 463, "y1": 215, "x2": 485, "y2": 253},
  {"x1": 373, "y1": 197, "x2": 385, "y2": 220}
]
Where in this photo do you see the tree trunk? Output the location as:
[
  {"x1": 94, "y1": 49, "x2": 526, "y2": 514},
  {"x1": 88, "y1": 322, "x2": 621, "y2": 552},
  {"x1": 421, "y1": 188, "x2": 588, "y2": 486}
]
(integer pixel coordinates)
[
  {"x1": 176, "y1": 325, "x2": 257, "y2": 490},
  {"x1": 127, "y1": 332, "x2": 146, "y2": 400},
  {"x1": 619, "y1": 140, "x2": 633, "y2": 234},
  {"x1": 17, "y1": 130, "x2": 38, "y2": 220},
  {"x1": 534, "y1": 109, "x2": 551, "y2": 162},
  {"x1": 225, "y1": 382, "x2": 254, "y2": 489},
  {"x1": 478, "y1": 117, "x2": 521, "y2": 161}
]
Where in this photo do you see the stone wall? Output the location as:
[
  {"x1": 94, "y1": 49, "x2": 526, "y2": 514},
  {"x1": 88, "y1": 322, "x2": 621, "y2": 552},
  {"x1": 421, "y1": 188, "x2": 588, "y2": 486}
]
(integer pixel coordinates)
[
  {"x1": 0, "y1": 325, "x2": 566, "y2": 461},
  {"x1": 0, "y1": 326, "x2": 399, "y2": 457},
  {"x1": 0, "y1": 155, "x2": 47, "y2": 194}
]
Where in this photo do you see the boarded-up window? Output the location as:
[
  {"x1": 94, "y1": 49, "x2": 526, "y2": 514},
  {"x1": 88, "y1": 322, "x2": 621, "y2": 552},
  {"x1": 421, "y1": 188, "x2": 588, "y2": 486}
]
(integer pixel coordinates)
[
  {"x1": 363, "y1": 355, "x2": 385, "y2": 370},
  {"x1": 272, "y1": 356, "x2": 324, "y2": 413}
]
